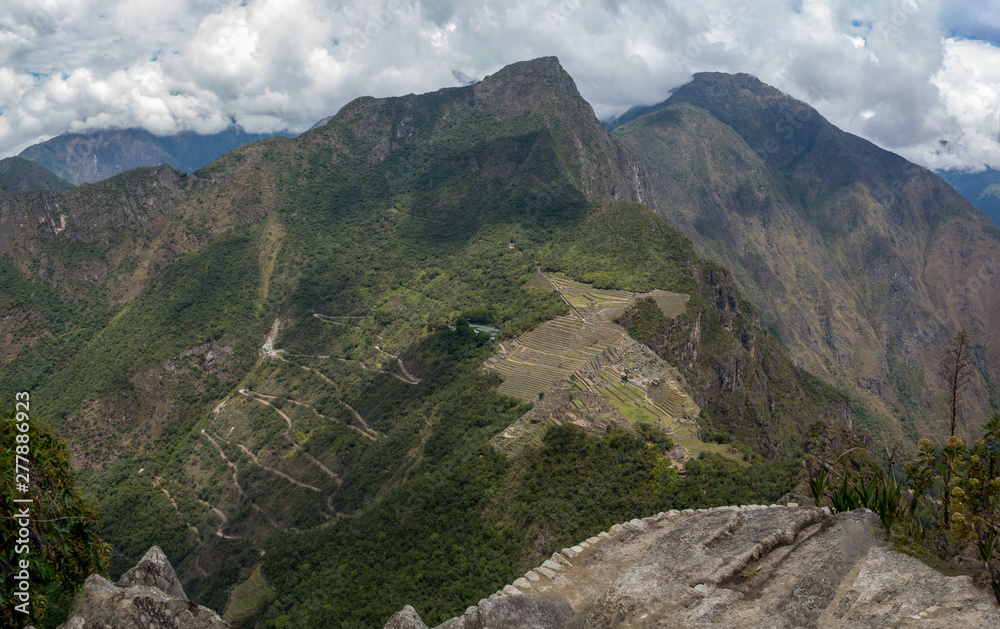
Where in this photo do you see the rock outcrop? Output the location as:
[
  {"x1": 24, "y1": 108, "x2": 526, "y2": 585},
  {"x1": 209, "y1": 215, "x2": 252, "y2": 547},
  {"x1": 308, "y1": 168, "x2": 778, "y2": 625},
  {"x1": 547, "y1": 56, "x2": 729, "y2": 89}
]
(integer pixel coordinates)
[
  {"x1": 52, "y1": 546, "x2": 226, "y2": 629},
  {"x1": 385, "y1": 505, "x2": 1000, "y2": 628}
]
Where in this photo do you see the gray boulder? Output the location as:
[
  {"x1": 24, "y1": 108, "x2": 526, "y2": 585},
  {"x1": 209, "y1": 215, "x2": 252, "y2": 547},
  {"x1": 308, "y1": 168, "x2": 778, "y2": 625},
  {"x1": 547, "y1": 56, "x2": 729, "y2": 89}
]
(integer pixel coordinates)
[
  {"x1": 384, "y1": 605, "x2": 428, "y2": 629},
  {"x1": 58, "y1": 546, "x2": 226, "y2": 629},
  {"x1": 118, "y1": 546, "x2": 188, "y2": 600},
  {"x1": 474, "y1": 593, "x2": 574, "y2": 628}
]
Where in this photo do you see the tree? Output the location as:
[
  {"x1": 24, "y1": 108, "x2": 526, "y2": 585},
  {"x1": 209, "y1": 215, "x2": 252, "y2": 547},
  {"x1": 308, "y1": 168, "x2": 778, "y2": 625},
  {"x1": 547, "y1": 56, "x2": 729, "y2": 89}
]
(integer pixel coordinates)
[
  {"x1": 2, "y1": 401, "x2": 110, "y2": 627},
  {"x1": 941, "y1": 329, "x2": 973, "y2": 438},
  {"x1": 939, "y1": 330, "x2": 973, "y2": 528}
]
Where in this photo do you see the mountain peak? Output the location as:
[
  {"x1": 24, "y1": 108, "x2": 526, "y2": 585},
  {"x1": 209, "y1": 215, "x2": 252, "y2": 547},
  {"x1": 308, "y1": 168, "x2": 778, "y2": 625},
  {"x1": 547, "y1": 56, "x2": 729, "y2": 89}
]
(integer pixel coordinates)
[
  {"x1": 473, "y1": 56, "x2": 586, "y2": 119},
  {"x1": 482, "y1": 56, "x2": 575, "y2": 90}
]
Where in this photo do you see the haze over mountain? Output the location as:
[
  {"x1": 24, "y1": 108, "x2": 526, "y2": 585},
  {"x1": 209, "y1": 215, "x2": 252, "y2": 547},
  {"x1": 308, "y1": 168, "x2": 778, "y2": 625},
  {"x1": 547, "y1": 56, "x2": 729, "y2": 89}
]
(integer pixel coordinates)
[
  {"x1": 612, "y1": 72, "x2": 1000, "y2": 450},
  {"x1": 939, "y1": 166, "x2": 1000, "y2": 229},
  {"x1": 17, "y1": 126, "x2": 290, "y2": 186}
]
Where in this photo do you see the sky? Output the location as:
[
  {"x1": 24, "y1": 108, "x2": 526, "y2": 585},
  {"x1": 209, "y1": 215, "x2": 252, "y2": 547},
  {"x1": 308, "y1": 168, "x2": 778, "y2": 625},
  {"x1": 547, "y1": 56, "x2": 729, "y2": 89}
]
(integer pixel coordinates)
[{"x1": 1, "y1": 0, "x2": 999, "y2": 172}]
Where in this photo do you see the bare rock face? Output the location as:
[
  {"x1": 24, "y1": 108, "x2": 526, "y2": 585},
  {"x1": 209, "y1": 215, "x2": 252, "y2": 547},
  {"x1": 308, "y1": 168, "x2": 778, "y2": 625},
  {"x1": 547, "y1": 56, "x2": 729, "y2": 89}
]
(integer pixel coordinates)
[
  {"x1": 384, "y1": 605, "x2": 429, "y2": 629},
  {"x1": 386, "y1": 506, "x2": 1000, "y2": 628},
  {"x1": 118, "y1": 545, "x2": 188, "y2": 600},
  {"x1": 56, "y1": 546, "x2": 226, "y2": 629}
]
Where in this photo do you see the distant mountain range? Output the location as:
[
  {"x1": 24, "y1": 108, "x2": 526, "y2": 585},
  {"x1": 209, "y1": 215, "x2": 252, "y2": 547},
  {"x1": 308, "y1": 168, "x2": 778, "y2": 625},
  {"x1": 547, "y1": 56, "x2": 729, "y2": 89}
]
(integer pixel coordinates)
[
  {"x1": 938, "y1": 167, "x2": 1000, "y2": 228},
  {"x1": 17, "y1": 126, "x2": 292, "y2": 185}
]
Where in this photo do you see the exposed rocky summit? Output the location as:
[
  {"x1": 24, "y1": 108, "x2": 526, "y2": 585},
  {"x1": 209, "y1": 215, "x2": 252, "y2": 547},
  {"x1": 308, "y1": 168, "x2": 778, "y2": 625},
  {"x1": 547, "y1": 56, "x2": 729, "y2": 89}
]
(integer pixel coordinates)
[
  {"x1": 51, "y1": 546, "x2": 226, "y2": 629},
  {"x1": 385, "y1": 506, "x2": 1000, "y2": 628}
]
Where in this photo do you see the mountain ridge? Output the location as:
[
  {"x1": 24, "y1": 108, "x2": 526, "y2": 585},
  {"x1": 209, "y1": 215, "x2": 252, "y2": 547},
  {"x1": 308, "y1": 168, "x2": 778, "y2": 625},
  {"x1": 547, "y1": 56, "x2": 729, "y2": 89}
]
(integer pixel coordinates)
[
  {"x1": 0, "y1": 156, "x2": 73, "y2": 192},
  {"x1": 613, "y1": 71, "x2": 1000, "y2": 450}
]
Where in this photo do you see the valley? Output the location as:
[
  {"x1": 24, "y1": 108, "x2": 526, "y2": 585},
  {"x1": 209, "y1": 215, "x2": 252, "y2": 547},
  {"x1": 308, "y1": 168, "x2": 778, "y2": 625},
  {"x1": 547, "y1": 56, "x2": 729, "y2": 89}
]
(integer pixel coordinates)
[{"x1": 2, "y1": 56, "x2": 983, "y2": 628}]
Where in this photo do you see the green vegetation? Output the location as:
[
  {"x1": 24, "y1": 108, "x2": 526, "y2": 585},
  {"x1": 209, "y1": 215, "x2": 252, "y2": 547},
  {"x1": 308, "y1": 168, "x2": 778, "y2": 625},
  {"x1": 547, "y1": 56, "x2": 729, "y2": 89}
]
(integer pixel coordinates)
[
  {"x1": 1, "y1": 405, "x2": 109, "y2": 628},
  {"x1": 224, "y1": 565, "x2": 276, "y2": 625},
  {"x1": 0, "y1": 156, "x2": 73, "y2": 192},
  {"x1": 623, "y1": 297, "x2": 671, "y2": 343},
  {"x1": 262, "y1": 423, "x2": 795, "y2": 628},
  {"x1": 619, "y1": 264, "x2": 853, "y2": 460},
  {"x1": 804, "y1": 411, "x2": 1000, "y2": 605}
]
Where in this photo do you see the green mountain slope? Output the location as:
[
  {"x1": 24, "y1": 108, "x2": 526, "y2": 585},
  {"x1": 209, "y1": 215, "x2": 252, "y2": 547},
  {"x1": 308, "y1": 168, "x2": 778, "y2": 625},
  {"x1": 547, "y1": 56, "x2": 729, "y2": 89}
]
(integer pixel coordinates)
[
  {"x1": 0, "y1": 156, "x2": 73, "y2": 192},
  {"x1": 613, "y1": 72, "x2": 1000, "y2": 451},
  {"x1": 2, "y1": 59, "x2": 856, "y2": 627}
]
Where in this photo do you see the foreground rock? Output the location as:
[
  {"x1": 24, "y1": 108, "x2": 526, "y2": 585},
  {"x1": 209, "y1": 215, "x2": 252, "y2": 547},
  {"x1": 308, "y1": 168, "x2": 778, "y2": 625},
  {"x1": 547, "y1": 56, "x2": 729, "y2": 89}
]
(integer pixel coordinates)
[
  {"x1": 385, "y1": 506, "x2": 1000, "y2": 628},
  {"x1": 55, "y1": 546, "x2": 226, "y2": 628}
]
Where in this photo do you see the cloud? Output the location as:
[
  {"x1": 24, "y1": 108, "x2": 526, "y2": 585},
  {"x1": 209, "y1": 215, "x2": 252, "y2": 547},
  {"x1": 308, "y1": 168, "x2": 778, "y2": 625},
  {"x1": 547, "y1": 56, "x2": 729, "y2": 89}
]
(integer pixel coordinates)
[{"x1": 0, "y1": 0, "x2": 997, "y2": 173}]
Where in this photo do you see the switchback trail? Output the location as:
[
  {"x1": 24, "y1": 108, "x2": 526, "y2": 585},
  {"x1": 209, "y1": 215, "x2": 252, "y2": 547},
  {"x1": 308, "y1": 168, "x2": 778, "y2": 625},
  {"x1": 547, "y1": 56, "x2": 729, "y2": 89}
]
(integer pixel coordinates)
[
  {"x1": 376, "y1": 344, "x2": 421, "y2": 383},
  {"x1": 239, "y1": 389, "x2": 292, "y2": 426},
  {"x1": 199, "y1": 430, "x2": 277, "y2": 536},
  {"x1": 231, "y1": 442, "x2": 322, "y2": 492},
  {"x1": 290, "y1": 364, "x2": 382, "y2": 440}
]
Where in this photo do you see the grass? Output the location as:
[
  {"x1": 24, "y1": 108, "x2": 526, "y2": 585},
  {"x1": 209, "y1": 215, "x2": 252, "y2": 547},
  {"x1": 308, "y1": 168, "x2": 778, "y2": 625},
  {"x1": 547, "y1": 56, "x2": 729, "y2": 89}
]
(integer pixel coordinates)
[
  {"x1": 0, "y1": 71, "x2": 844, "y2": 628},
  {"x1": 486, "y1": 272, "x2": 741, "y2": 464},
  {"x1": 224, "y1": 564, "x2": 276, "y2": 625}
]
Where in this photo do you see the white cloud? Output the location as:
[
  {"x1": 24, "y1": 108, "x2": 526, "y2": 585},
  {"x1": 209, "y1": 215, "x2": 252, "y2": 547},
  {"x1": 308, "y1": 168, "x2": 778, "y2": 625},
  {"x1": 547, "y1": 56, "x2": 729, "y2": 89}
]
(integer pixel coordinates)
[
  {"x1": 923, "y1": 37, "x2": 1000, "y2": 171},
  {"x1": 0, "y1": 0, "x2": 997, "y2": 173}
]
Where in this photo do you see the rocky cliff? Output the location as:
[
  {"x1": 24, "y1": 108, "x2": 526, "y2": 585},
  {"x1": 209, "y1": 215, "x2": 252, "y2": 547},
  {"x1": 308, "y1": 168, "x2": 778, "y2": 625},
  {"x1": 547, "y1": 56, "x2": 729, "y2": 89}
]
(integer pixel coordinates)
[
  {"x1": 34, "y1": 546, "x2": 227, "y2": 629},
  {"x1": 385, "y1": 505, "x2": 1000, "y2": 628}
]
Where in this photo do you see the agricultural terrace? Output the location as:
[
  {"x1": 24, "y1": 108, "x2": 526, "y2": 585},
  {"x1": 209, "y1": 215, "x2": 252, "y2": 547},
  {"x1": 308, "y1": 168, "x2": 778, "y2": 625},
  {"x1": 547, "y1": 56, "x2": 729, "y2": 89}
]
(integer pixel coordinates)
[
  {"x1": 489, "y1": 272, "x2": 736, "y2": 461},
  {"x1": 490, "y1": 272, "x2": 690, "y2": 402},
  {"x1": 492, "y1": 315, "x2": 621, "y2": 401}
]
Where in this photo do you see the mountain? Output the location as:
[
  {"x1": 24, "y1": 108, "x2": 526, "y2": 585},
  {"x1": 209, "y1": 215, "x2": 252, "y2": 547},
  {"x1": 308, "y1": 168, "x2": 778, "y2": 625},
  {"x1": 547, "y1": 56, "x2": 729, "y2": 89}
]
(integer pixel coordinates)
[
  {"x1": 17, "y1": 126, "x2": 290, "y2": 185},
  {"x1": 0, "y1": 57, "x2": 857, "y2": 627},
  {"x1": 0, "y1": 156, "x2": 73, "y2": 191},
  {"x1": 938, "y1": 166, "x2": 1000, "y2": 229},
  {"x1": 612, "y1": 72, "x2": 1000, "y2": 450}
]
